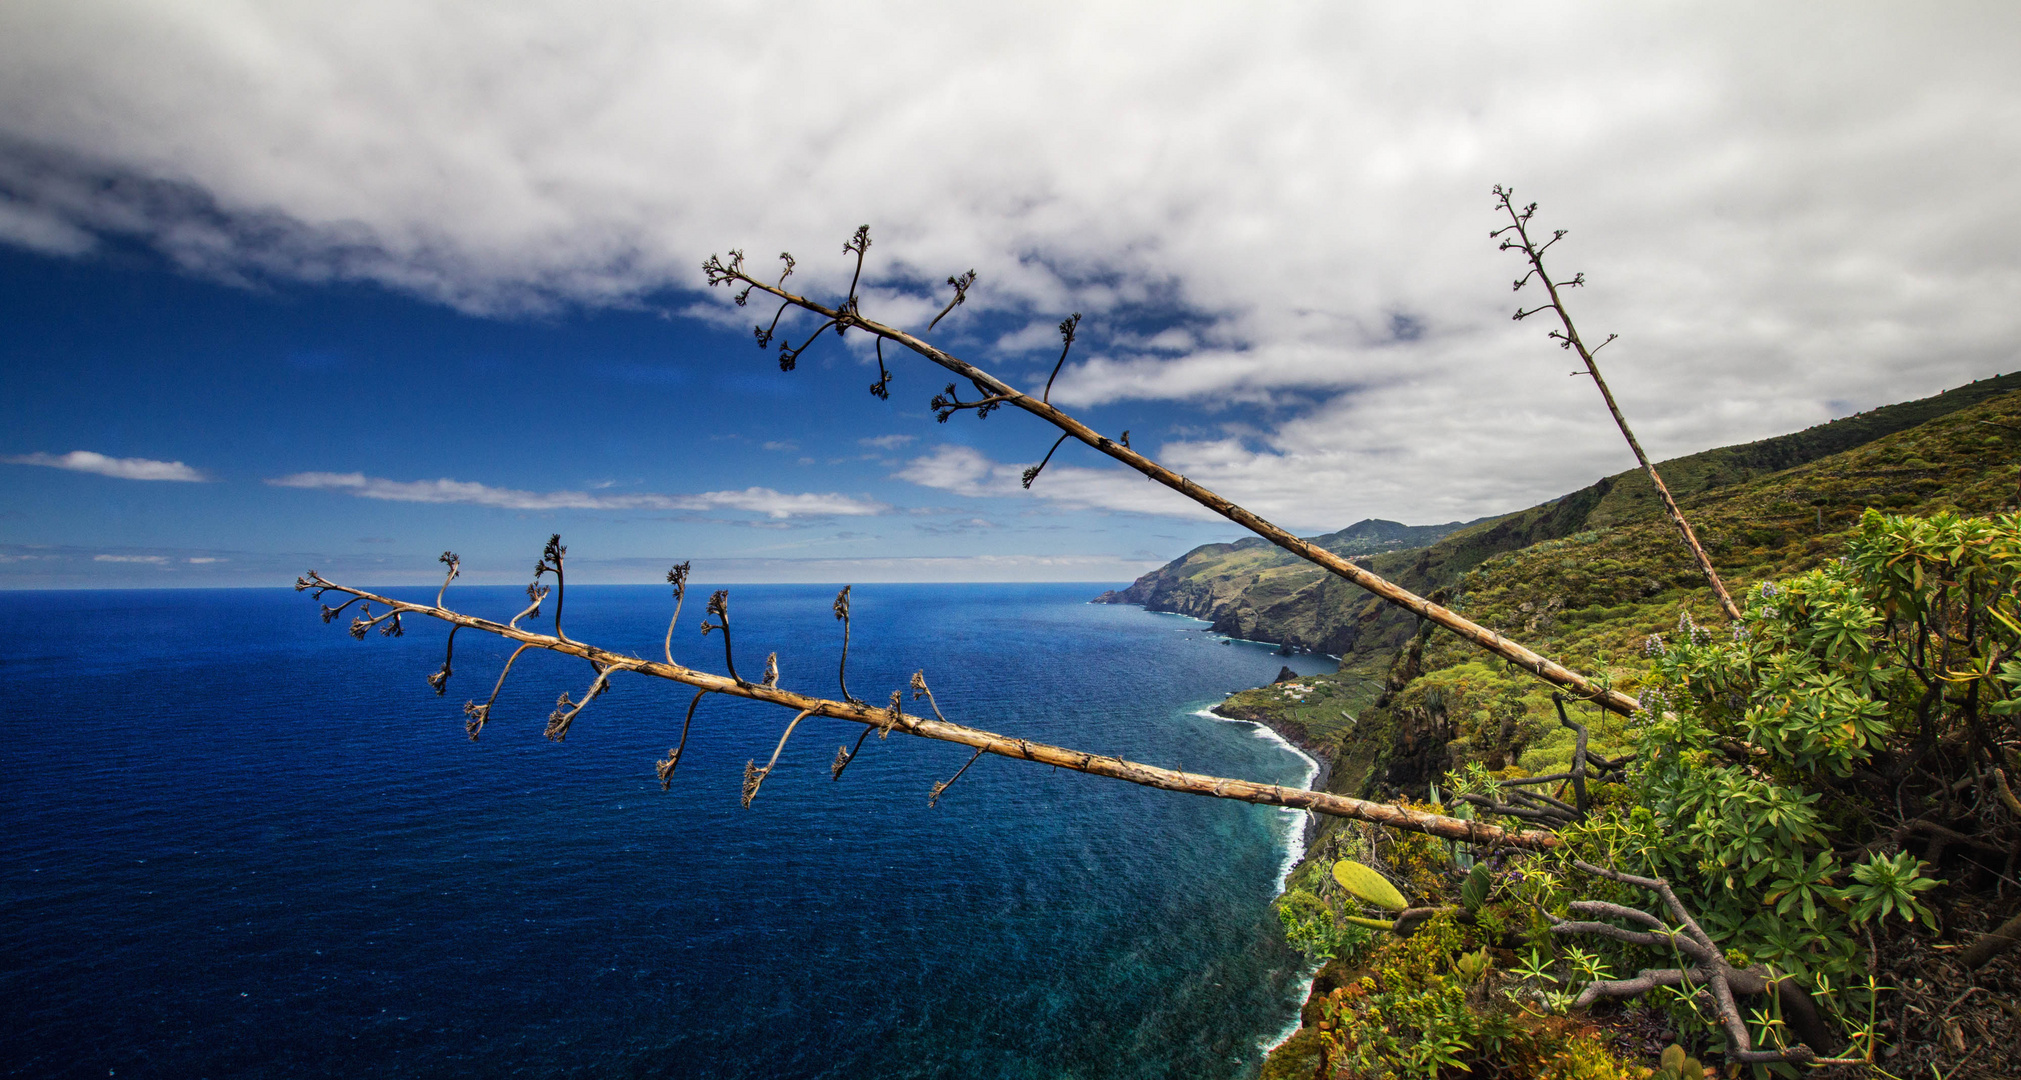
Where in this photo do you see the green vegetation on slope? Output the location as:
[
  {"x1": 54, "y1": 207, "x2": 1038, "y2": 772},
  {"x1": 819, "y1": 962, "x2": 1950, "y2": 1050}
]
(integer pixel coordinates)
[
  {"x1": 1228, "y1": 383, "x2": 2021, "y2": 790},
  {"x1": 1247, "y1": 385, "x2": 2021, "y2": 1079},
  {"x1": 1093, "y1": 518, "x2": 1478, "y2": 652},
  {"x1": 1104, "y1": 372, "x2": 2021, "y2": 673}
]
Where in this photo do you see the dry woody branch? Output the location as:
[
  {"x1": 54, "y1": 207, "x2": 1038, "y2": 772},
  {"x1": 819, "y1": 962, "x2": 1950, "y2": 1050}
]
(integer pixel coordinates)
[
  {"x1": 701, "y1": 234, "x2": 1641, "y2": 716},
  {"x1": 296, "y1": 566, "x2": 1560, "y2": 849},
  {"x1": 1492, "y1": 186, "x2": 1742, "y2": 620}
]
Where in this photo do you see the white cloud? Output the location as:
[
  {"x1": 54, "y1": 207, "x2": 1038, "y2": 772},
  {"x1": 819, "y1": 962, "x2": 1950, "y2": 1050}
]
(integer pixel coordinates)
[
  {"x1": 3, "y1": 4, "x2": 2019, "y2": 522},
  {"x1": 588, "y1": 552, "x2": 1162, "y2": 584},
  {"x1": 858, "y1": 434, "x2": 916, "y2": 450},
  {"x1": 0, "y1": 199, "x2": 94, "y2": 254},
  {"x1": 895, "y1": 447, "x2": 1007, "y2": 498},
  {"x1": 267, "y1": 471, "x2": 887, "y2": 518},
  {"x1": 93, "y1": 554, "x2": 168, "y2": 564},
  {"x1": 696, "y1": 487, "x2": 886, "y2": 518},
  {"x1": 897, "y1": 445, "x2": 1223, "y2": 522},
  {"x1": 4, "y1": 450, "x2": 207, "y2": 481},
  {"x1": 995, "y1": 320, "x2": 1071, "y2": 355}
]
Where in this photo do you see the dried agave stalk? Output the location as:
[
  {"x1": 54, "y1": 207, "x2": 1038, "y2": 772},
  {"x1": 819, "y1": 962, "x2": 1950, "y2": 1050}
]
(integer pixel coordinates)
[
  {"x1": 703, "y1": 241, "x2": 1639, "y2": 716},
  {"x1": 297, "y1": 571, "x2": 1560, "y2": 850},
  {"x1": 1492, "y1": 186, "x2": 1741, "y2": 621}
]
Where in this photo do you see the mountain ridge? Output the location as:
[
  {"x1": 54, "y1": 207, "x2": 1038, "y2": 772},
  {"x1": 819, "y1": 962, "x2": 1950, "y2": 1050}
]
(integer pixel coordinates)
[
  {"x1": 1091, "y1": 517, "x2": 1477, "y2": 647},
  {"x1": 1097, "y1": 370, "x2": 2021, "y2": 657}
]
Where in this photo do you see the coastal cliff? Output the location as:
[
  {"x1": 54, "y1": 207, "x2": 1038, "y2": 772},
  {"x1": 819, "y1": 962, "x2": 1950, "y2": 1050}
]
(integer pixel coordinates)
[{"x1": 1092, "y1": 518, "x2": 1471, "y2": 654}]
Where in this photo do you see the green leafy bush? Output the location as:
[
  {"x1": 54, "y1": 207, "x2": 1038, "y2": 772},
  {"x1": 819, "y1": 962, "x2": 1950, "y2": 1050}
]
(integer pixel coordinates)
[
  {"x1": 1544, "y1": 510, "x2": 2018, "y2": 1045},
  {"x1": 1275, "y1": 888, "x2": 1375, "y2": 963}
]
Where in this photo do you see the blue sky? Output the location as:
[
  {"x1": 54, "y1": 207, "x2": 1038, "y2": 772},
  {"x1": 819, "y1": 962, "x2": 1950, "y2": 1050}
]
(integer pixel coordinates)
[
  {"x1": 3, "y1": 3, "x2": 2017, "y2": 587},
  {"x1": 0, "y1": 239, "x2": 1236, "y2": 586}
]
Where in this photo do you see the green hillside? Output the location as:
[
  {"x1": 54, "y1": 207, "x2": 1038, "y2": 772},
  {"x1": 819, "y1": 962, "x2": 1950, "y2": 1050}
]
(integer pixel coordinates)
[
  {"x1": 1103, "y1": 372, "x2": 2021, "y2": 730},
  {"x1": 1092, "y1": 517, "x2": 1478, "y2": 651},
  {"x1": 1391, "y1": 369, "x2": 2021, "y2": 590},
  {"x1": 1219, "y1": 380, "x2": 2021, "y2": 786},
  {"x1": 1240, "y1": 380, "x2": 2021, "y2": 1080}
]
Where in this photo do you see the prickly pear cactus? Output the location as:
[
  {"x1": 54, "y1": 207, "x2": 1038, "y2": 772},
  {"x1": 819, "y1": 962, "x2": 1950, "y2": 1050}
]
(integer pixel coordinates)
[
  {"x1": 1657, "y1": 1044, "x2": 1705, "y2": 1080},
  {"x1": 1331, "y1": 859, "x2": 1408, "y2": 912}
]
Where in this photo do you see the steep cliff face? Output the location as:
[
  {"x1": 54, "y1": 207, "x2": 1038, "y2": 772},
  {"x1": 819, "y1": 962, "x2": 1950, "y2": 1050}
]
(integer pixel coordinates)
[{"x1": 1092, "y1": 519, "x2": 1472, "y2": 648}]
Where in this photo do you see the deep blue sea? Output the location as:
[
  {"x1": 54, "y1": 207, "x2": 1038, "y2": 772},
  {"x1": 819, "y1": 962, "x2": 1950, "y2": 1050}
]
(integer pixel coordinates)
[{"x1": 0, "y1": 584, "x2": 1339, "y2": 1079}]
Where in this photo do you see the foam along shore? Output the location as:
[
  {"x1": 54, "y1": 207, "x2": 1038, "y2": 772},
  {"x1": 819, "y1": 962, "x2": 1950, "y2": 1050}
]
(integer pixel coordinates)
[{"x1": 1192, "y1": 705, "x2": 1328, "y2": 1055}]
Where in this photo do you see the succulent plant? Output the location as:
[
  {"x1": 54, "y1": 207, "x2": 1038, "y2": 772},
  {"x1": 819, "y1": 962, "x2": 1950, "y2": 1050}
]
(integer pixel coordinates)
[
  {"x1": 1656, "y1": 1044, "x2": 1705, "y2": 1080},
  {"x1": 1331, "y1": 859, "x2": 1409, "y2": 929},
  {"x1": 1460, "y1": 863, "x2": 1492, "y2": 913},
  {"x1": 1332, "y1": 859, "x2": 1408, "y2": 911}
]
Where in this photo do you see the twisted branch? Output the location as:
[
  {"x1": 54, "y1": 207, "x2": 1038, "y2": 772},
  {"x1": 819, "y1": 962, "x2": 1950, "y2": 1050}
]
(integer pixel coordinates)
[
  {"x1": 546, "y1": 659, "x2": 639, "y2": 742},
  {"x1": 426, "y1": 550, "x2": 463, "y2": 694},
  {"x1": 1022, "y1": 434, "x2": 1070, "y2": 489},
  {"x1": 1041, "y1": 312, "x2": 1081, "y2": 403},
  {"x1": 657, "y1": 688, "x2": 709, "y2": 788},
  {"x1": 929, "y1": 745, "x2": 987, "y2": 808},
  {"x1": 1554, "y1": 693, "x2": 1589, "y2": 817},
  {"x1": 744, "y1": 708, "x2": 817, "y2": 808},
  {"x1": 1554, "y1": 860, "x2": 1837, "y2": 1063},
  {"x1": 1454, "y1": 793, "x2": 1567, "y2": 824},
  {"x1": 700, "y1": 589, "x2": 745, "y2": 685},
  {"x1": 664, "y1": 562, "x2": 690, "y2": 665},
  {"x1": 927, "y1": 270, "x2": 976, "y2": 331},
  {"x1": 461, "y1": 642, "x2": 533, "y2": 740},
  {"x1": 869, "y1": 338, "x2": 893, "y2": 400},
  {"x1": 428, "y1": 626, "x2": 457, "y2": 696},
  {"x1": 834, "y1": 586, "x2": 862, "y2": 705},
  {"x1": 508, "y1": 583, "x2": 548, "y2": 631},
  {"x1": 1456, "y1": 745, "x2": 1633, "y2": 825},
  {"x1": 832, "y1": 724, "x2": 879, "y2": 780},
  {"x1": 435, "y1": 551, "x2": 460, "y2": 608},
  {"x1": 534, "y1": 534, "x2": 573, "y2": 642}
]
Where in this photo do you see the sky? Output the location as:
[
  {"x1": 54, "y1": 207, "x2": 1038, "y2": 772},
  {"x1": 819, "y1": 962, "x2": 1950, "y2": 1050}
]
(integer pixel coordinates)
[{"x1": 2, "y1": 2, "x2": 2018, "y2": 588}]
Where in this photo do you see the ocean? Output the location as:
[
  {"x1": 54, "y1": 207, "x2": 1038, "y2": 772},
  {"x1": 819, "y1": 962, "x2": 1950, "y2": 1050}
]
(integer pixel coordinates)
[{"x1": 0, "y1": 584, "x2": 1336, "y2": 1079}]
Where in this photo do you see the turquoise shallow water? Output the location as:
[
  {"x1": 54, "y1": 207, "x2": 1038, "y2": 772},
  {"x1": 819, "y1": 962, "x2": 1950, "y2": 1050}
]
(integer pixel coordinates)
[{"x1": 0, "y1": 583, "x2": 1336, "y2": 1078}]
